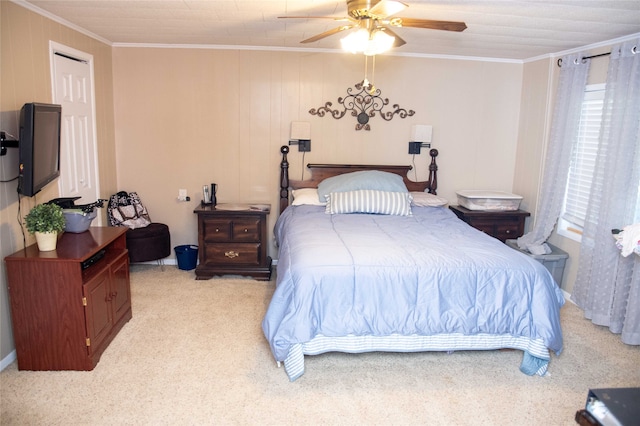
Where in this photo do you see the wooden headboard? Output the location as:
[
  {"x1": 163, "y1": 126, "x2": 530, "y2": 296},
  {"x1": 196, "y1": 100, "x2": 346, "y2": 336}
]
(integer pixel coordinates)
[{"x1": 279, "y1": 145, "x2": 438, "y2": 214}]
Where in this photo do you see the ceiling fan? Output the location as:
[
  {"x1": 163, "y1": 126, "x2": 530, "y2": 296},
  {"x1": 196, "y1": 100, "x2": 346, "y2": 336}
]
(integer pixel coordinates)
[{"x1": 279, "y1": 0, "x2": 467, "y2": 51}]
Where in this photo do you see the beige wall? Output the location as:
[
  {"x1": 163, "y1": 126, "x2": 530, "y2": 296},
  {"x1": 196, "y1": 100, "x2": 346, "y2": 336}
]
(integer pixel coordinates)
[
  {"x1": 2, "y1": 1, "x2": 615, "y2": 367},
  {"x1": 0, "y1": 2, "x2": 117, "y2": 363},
  {"x1": 112, "y1": 48, "x2": 523, "y2": 255}
]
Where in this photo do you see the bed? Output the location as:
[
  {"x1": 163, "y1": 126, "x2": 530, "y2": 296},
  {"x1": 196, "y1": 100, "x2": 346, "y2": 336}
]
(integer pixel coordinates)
[{"x1": 262, "y1": 146, "x2": 564, "y2": 381}]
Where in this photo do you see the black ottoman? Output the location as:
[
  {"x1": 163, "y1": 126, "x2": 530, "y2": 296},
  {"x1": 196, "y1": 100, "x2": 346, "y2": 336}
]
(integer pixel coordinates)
[{"x1": 125, "y1": 223, "x2": 171, "y2": 263}]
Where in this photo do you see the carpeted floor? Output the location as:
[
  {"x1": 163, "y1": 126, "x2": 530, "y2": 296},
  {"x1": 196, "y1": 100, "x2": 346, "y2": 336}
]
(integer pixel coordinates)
[{"x1": 1, "y1": 264, "x2": 639, "y2": 425}]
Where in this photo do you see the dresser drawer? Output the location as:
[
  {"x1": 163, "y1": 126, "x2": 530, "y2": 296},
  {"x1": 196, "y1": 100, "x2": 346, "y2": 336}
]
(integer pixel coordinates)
[
  {"x1": 204, "y1": 243, "x2": 261, "y2": 266},
  {"x1": 232, "y1": 218, "x2": 261, "y2": 242},
  {"x1": 203, "y1": 218, "x2": 261, "y2": 243},
  {"x1": 465, "y1": 219, "x2": 495, "y2": 235},
  {"x1": 449, "y1": 205, "x2": 530, "y2": 243},
  {"x1": 203, "y1": 219, "x2": 232, "y2": 242},
  {"x1": 494, "y1": 222, "x2": 522, "y2": 241}
]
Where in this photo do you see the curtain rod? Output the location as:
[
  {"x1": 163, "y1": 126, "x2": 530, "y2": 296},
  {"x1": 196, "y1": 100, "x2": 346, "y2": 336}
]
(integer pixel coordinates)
[
  {"x1": 557, "y1": 45, "x2": 637, "y2": 67},
  {"x1": 557, "y1": 52, "x2": 610, "y2": 67}
]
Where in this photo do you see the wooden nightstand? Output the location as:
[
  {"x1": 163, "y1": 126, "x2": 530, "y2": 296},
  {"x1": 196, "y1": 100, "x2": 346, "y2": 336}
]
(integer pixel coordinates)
[
  {"x1": 449, "y1": 205, "x2": 530, "y2": 242},
  {"x1": 193, "y1": 203, "x2": 272, "y2": 281}
]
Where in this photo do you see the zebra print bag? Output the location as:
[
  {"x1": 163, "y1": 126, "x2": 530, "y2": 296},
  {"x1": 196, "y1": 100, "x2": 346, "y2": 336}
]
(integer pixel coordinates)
[{"x1": 107, "y1": 191, "x2": 151, "y2": 229}]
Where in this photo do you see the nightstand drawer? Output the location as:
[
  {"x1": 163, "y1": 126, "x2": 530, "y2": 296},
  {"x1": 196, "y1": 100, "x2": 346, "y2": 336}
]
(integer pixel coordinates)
[
  {"x1": 204, "y1": 243, "x2": 261, "y2": 266},
  {"x1": 495, "y1": 222, "x2": 522, "y2": 241},
  {"x1": 465, "y1": 219, "x2": 495, "y2": 235},
  {"x1": 203, "y1": 218, "x2": 261, "y2": 243},
  {"x1": 232, "y1": 218, "x2": 261, "y2": 242},
  {"x1": 203, "y1": 219, "x2": 232, "y2": 242},
  {"x1": 449, "y1": 205, "x2": 530, "y2": 243}
]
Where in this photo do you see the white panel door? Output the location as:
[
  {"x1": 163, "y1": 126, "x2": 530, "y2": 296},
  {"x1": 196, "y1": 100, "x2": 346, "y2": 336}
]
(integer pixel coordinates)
[{"x1": 51, "y1": 45, "x2": 100, "y2": 218}]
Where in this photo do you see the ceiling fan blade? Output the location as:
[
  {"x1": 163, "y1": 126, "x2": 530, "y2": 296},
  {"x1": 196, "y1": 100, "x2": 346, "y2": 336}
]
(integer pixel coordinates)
[
  {"x1": 390, "y1": 17, "x2": 467, "y2": 32},
  {"x1": 301, "y1": 25, "x2": 354, "y2": 44},
  {"x1": 379, "y1": 27, "x2": 406, "y2": 48},
  {"x1": 368, "y1": 0, "x2": 408, "y2": 19},
  {"x1": 278, "y1": 16, "x2": 351, "y2": 22}
]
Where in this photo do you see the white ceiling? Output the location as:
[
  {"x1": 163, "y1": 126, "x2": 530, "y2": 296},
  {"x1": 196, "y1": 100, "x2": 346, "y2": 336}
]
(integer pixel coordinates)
[{"x1": 18, "y1": 0, "x2": 640, "y2": 61}]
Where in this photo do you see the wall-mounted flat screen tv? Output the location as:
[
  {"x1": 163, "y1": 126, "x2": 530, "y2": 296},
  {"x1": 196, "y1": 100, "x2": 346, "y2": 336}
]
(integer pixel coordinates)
[{"x1": 18, "y1": 102, "x2": 62, "y2": 197}]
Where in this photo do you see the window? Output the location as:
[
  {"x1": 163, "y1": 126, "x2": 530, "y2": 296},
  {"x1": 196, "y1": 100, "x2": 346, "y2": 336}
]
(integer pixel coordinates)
[{"x1": 558, "y1": 84, "x2": 606, "y2": 242}]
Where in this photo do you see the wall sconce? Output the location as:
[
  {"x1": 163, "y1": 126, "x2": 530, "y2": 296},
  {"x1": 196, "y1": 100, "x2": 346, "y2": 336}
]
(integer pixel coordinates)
[
  {"x1": 408, "y1": 125, "x2": 433, "y2": 154},
  {"x1": 288, "y1": 121, "x2": 311, "y2": 152}
]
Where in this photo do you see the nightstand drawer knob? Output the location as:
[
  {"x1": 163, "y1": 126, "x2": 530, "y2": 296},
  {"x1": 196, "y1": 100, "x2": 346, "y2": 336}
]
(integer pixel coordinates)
[
  {"x1": 505, "y1": 230, "x2": 511, "y2": 234},
  {"x1": 244, "y1": 228, "x2": 248, "y2": 233},
  {"x1": 215, "y1": 228, "x2": 220, "y2": 233},
  {"x1": 225, "y1": 250, "x2": 240, "y2": 259}
]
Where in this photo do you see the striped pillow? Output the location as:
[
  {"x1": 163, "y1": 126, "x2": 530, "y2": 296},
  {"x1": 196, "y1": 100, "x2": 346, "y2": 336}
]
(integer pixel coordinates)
[{"x1": 325, "y1": 190, "x2": 413, "y2": 216}]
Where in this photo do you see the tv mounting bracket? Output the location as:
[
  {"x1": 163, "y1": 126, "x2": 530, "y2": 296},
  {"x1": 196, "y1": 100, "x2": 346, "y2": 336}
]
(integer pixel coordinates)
[{"x1": 0, "y1": 131, "x2": 19, "y2": 156}]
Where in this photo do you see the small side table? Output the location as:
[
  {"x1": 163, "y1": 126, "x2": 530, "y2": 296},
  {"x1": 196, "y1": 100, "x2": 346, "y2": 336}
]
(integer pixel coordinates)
[
  {"x1": 193, "y1": 203, "x2": 272, "y2": 281},
  {"x1": 449, "y1": 205, "x2": 530, "y2": 242}
]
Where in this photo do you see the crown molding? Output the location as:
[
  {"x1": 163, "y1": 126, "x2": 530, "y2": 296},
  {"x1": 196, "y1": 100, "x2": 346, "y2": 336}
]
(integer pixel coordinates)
[
  {"x1": 112, "y1": 42, "x2": 523, "y2": 64},
  {"x1": 11, "y1": 0, "x2": 112, "y2": 45}
]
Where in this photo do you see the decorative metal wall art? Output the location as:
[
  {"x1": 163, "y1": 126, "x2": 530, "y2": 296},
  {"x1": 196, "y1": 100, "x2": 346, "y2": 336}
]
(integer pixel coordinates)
[{"x1": 309, "y1": 81, "x2": 415, "y2": 131}]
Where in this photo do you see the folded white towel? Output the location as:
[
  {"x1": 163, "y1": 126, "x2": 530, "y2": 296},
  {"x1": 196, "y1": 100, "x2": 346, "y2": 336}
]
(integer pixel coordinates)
[
  {"x1": 527, "y1": 243, "x2": 552, "y2": 255},
  {"x1": 620, "y1": 223, "x2": 640, "y2": 257}
]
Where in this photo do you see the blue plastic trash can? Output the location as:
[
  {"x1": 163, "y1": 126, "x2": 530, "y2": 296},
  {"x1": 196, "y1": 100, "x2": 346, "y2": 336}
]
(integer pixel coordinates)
[{"x1": 174, "y1": 245, "x2": 198, "y2": 270}]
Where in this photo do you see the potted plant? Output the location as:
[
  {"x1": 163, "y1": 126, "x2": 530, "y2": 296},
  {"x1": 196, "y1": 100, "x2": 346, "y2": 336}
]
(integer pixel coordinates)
[{"x1": 24, "y1": 203, "x2": 65, "y2": 251}]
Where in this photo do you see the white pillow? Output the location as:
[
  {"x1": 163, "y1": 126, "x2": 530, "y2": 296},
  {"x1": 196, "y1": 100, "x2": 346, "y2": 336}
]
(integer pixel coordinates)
[
  {"x1": 325, "y1": 190, "x2": 413, "y2": 216},
  {"x1": 410, "y1": 192, "x2": 448, "y2": 207},
  {"x1": 292, "y1": 188, "x2": 326, "y2": 206}
]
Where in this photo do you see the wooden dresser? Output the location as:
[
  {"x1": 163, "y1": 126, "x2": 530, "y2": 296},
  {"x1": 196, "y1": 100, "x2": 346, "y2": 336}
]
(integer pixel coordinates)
[
  {"x1": 4, "y1": 227, "x2": 131, "y2": 371},
  {"x1": 449, "y1": 205, "x2": 530, "y2": 242},
  {"x1": 194, "y1": 204, "x2": 272, "y2": 281}
]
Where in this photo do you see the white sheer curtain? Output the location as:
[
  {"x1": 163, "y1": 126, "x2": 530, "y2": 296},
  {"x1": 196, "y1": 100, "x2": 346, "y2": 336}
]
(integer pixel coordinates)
[
  {"x1": 571, "y1": 39, "x2": 640, "y2": 345},
  {"x1": 516, "y1": 54, "x2": 590, "y2": 253}
]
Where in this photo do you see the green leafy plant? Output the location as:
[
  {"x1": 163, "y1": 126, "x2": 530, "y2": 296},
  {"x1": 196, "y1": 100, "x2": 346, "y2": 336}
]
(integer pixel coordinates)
[{"x1": 24, "y1": 203, "x2": 65, "y2": 234}]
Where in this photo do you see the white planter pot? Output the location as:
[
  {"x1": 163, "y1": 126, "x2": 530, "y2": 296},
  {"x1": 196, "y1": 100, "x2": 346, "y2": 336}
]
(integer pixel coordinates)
[{"x1": 34, "y1": 231, "x2": 59, "y2": 251}]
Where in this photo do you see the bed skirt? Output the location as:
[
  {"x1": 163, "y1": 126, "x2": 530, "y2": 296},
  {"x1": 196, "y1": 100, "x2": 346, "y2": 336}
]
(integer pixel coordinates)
[{"x1": 282, "y1": 333, "x2": 551, "y2": 382}]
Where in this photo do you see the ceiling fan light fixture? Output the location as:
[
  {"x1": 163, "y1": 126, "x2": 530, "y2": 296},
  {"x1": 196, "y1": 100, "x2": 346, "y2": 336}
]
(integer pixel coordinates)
[
  {"x1": 340, "y1": 28, "x2": 395, "y2": 56},
  {"x1": 365, "y1": 29, "x2": 395, "y2": 56},
  {"x1": 340, "y1": 28, "x2": 370, "y2": 53}
]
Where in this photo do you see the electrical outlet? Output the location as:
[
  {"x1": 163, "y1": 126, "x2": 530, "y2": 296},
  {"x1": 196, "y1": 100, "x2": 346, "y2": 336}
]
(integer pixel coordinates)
[{"x1": 178, "y1": 189, "x2": 187, "y2": 201}]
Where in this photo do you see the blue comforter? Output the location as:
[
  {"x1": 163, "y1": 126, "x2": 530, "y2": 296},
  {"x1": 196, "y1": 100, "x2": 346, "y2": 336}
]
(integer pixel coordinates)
[{"x1": 262, "y1": 205, "x2": 564, "y2": 369}]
